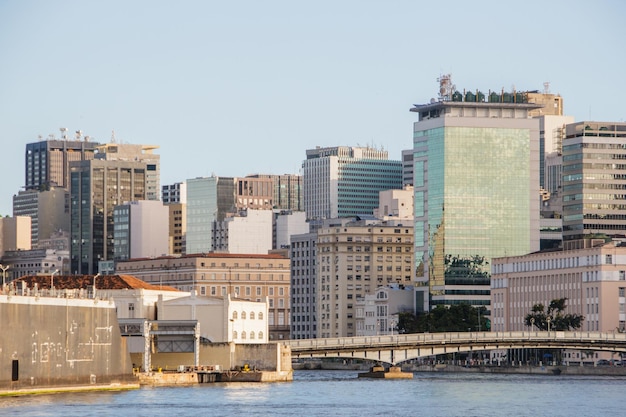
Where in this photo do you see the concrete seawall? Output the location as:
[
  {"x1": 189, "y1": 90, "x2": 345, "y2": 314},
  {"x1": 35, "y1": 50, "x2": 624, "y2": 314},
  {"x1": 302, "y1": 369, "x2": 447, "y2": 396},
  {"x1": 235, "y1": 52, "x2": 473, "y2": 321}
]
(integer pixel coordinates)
[{"x1": 0, "y1": 295, "x2": 138, "y2": 395}]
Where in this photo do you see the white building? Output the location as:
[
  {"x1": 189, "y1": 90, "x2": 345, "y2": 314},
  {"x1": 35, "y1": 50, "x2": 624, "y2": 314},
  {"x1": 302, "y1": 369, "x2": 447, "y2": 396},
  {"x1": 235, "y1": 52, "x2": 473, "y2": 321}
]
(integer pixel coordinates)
[
  {"x1": 374, "y1": 186, "x2": 414, "y2": 220},
  {"x1": 213, "y1": 209, "x2": 273, "y2": 254},
  {"x1": 158, "y1": 292, "x2": 269, "y2": 344},
  {"x1": 113, "y1": 200, "x2": 169, "y2": 261},
  {"x1": 274, "y1": 210, "x2": 308, "y2": 249},
  {"x1": 355, "y1": 285, "x2": 414, "y2": 336}
]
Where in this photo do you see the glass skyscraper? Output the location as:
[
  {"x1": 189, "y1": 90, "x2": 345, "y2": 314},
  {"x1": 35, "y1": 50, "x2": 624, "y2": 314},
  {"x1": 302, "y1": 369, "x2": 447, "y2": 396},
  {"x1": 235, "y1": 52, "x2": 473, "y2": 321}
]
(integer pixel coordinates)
[{"x1": 412, "y1": 100, "x2": 541, "y2": 310}]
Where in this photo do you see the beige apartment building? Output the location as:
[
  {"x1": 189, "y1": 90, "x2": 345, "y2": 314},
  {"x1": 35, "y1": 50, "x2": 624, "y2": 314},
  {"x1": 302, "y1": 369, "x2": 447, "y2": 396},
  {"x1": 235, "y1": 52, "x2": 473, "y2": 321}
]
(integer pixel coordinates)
[
  {"x1": 317, "y1": 220, "x2": 414, "y2": 338},
  {"x1": 115, "y1": 253, "x2": 291, "y2": 340},
  {"x1": 491, "y1": 240, "x2": 626, "y2": 333}
]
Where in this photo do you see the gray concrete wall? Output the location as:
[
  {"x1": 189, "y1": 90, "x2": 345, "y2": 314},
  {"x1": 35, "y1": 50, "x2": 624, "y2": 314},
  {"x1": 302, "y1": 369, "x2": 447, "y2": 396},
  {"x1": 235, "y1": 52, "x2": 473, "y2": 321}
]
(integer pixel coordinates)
[{"x1": 0, "y1": 296, "x2": 135, "y2": 391}]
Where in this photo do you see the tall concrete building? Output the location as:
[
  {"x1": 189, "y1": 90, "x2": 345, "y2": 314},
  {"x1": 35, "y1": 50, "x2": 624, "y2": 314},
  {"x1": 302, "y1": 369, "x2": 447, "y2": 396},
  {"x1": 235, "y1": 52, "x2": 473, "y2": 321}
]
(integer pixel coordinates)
[
  {"x1": 0, "y1": 216, "x2": 31, "y2": 258},
  {"x1": 562, "y1": 122, "x2": 626, "y2": 244},
  {"x1": 25, "y1": 132, "x2": 100, "y2": 191},
  {"x1": 316, "y1": 220, "x2": 414, "y2": 338},
  {"x1": 69, "y1": 159, "x2": 148, "y2": 274},
  {"x1": 212, "y1": 209, "x2": 274, "y2": 254},
  {"x1": 12, "y1": 187, "x2": 69, "y2": 248},
  {"x1": 161, "y1": 182, "x2": 187, "y2": 255},
  {"x1": 113, "y1": 200, "x2": 169, "y2": 261},
  {"x1": 95, "y1": 143, "x2": 161, "y2": 201},
  {"x1": 162, "y1": 182, "x2": 187, "y2": 204},
  {"x1": 411, "y1": 80, "x2": 541, "y2": 311},
  {"x1": 290, "y1": 231, "x2": 318, "y2": 339},
  {"x1": 302, "y1": 146, "x2": 403, "y2": 220}
]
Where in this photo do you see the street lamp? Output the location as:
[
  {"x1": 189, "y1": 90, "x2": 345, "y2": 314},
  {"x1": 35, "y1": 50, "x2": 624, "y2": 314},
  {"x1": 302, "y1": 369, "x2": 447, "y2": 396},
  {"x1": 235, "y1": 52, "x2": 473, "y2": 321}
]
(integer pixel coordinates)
[
  {"x1": 530, "y1": 317, "x2": 535, "y2": 335},
  {"x1": 0, "y1": 264, "x2": 9, "y2": 287},
  {"x1": 546, "y1": 316, "x2": 552, "y2": 333},
  {"x1": 93, "y1": 273, "x2": 101, "y2": 298},
  {"x1": 50, "y1": 269, "x2": 59, "y2": 291}
]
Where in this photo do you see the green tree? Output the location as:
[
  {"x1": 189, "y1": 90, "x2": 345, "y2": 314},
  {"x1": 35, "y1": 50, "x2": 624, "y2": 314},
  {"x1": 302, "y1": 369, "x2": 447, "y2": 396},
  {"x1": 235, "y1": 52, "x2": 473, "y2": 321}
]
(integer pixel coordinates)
[
  {"x1": 397, "y1": 304, "x2": 487, "y2": 333},
  {"x1": 524, "y1": 298, "x2": 584, "y2": 331}
]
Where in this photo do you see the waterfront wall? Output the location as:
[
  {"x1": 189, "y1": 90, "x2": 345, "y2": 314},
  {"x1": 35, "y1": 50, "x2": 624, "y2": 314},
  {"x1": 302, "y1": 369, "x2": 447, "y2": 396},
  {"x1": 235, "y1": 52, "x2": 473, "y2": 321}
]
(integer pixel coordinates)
[
  {"x1": 131, "y1": 342, "x2": 292, "y2": 372},
  {"x1": 0, "y1": 295, "x2": 136, "y2": 392}
]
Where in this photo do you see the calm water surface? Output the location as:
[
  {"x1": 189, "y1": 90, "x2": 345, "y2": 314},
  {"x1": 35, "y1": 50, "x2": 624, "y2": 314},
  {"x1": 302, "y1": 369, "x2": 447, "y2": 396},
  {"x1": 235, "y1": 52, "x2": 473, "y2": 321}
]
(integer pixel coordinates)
[{"x1": 1, "y1": 370, "x2": 623, "y2": 416}]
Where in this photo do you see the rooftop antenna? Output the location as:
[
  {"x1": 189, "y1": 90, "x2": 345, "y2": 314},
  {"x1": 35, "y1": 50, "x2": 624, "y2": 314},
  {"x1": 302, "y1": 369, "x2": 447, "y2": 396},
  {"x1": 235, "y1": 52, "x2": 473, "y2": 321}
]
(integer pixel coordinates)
[
  {"x1": 437, "y1": 74, "x2": 455, "y2": 101},
  {"x1": 60, "y1": 127, "x2": 68, "y2": 140},
  {"x1": 543, "y1": 82, "x2": 550, "y2": 94},
  {"x1": 75, "y1": 130, "x2": 82, "y2": 140},
  {"x1": 111, "y1": 130, "x2": 117, "y2": 143}
]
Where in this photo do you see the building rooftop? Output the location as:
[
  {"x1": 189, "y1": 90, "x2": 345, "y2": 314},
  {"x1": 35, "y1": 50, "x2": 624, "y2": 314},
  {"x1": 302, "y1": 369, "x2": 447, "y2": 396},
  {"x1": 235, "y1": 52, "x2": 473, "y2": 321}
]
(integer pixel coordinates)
[{"x1": 17, "y1": 274, "x2": 180, "y2": 291}]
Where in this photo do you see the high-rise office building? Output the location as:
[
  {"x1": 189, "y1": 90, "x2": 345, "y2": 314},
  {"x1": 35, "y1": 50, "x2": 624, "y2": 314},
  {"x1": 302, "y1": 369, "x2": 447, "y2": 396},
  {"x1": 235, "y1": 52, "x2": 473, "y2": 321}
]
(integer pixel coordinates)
[
  {"x1": 113, "y1": 200, "x2": 169, "y2": 261},
  {"x1": 24, "y1": 132, "x2": 100, "y2": 191},
  {"x1": 70, "y1": 159, "x2": 148, "y2": 274},
  {"x1": 411, "y1": 82, "x2": 541, "y2": 311},
  {"x1": 162, "y1": 182, "x2": 187, "y2": 204},
  {"x1": 302, "y1": 146, "x2": 403, "y2": 220},
  {"x1": 290, "y1": 231, "x2": 318, "y2": 339},
  {"x1": 12, "y1": 187, "x2": 69, "y2": 248},
  {"x1": 562, "y1": 121, "x2": 626, "y2": 244}
]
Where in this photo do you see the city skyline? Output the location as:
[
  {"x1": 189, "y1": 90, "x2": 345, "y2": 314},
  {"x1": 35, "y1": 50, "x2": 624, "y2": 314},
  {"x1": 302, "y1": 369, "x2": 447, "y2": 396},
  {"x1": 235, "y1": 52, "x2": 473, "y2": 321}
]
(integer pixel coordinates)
[{"x1": 1, "y1": 0, "x2": 625, "y2": 216}]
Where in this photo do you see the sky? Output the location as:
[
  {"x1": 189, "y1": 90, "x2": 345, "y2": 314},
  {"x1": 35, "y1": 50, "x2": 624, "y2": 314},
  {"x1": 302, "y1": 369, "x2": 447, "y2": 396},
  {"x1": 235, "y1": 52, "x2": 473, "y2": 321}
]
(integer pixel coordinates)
[{"x1": 0, "y1": 0, "x2": 625, "y2": 216}]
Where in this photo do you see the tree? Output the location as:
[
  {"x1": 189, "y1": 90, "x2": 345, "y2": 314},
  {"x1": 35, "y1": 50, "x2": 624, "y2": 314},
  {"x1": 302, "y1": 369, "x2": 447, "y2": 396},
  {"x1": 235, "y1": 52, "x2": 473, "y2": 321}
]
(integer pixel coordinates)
[
  {"x1": 524, "y1": 298, "x2": 584, "y2": 331},
  {"x1": 397, "y1": 304, "x2": 487, "y2": 333}
]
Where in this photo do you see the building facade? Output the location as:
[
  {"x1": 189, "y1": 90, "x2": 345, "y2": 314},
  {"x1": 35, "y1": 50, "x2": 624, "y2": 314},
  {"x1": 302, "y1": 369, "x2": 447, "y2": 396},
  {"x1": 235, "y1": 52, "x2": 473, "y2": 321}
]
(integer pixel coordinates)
[
  {"x1": 316, "y1": 220, "x2": 414, "y2": 338},
  {"x1": 162, "y1": 181, "x2": 187, "y2": 205},
  {"x1": 12, "y1": 187, "x2": 69, "y2": 248},
  {"x1": 70, "y1": 159, "x2": 148, "y2": 274},
  {"x1": 290, "y1": 231, "x2": 318, "y2": 339},
  {"x1": 491, "y1": 240, "x2": 626, "y2": 333},
  {"x1": 355, "y1": 284, "x2": 414, "y2": 336},
  {"x1": 0, "y1": 216, "x2": 31, "y2": 258},
  {"x1": 113, "y1": 200, "x2": 169, "y2": 261},
  {"x1": 212, "y1": 209, "x2": 273, "y2": 254},
  {"x1": 561, "y1": 122, "x2": 626, "y2": 243},
  {"x1": 411, "y1": 95, "x2": 541, "y2": 311},
  {"x1": 25, "y1": 135, "x2": 99, "y2": 191},
  {"x1": 302, "y1": 146, "x2": 403, "y2": 220},
  {"x1": 115, "y1": 253, "x2": 291, "y2": 340},
  {"x1": 247, "y1": 174, "x2": 303, "y2": 211}
]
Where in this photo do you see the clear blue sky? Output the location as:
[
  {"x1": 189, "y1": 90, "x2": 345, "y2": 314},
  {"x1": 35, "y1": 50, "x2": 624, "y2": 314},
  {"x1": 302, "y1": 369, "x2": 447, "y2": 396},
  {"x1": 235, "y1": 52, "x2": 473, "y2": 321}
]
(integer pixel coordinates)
[{"x1": 1, "y1": 0, "x2": 624, "y2": 216}]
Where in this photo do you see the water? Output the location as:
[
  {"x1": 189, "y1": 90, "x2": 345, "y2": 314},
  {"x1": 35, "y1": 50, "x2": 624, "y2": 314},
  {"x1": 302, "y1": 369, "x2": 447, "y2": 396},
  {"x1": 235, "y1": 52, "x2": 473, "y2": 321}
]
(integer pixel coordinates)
[{"x1": 1, "y1": 370, "x2": 624, "y2": 417}]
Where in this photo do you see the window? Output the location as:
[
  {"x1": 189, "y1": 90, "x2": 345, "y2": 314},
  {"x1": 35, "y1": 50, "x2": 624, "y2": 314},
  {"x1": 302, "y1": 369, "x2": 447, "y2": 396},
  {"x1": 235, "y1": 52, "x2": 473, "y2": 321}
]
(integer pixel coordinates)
[
  {"x1": 250, "y1": 312, "x2": 255, "y2": 319},
  {"x1": 606, "y1": 254, "x2": 613, "y2": 265},
  {"x1": 258, "y1": 312, "x2": 264, "y2": 320},
  {"x1": 233, "y1": 331, "x2": 238, "y2": 340},
  {"x1": 232, "y1": 311, "x2": 238, "y2": 319},
  {"x1": 620, "y1": 287, "x2": 625, "y2": 297},
  {"x1": 241, "y1": 311, "x2": 246, "y2": 319}
]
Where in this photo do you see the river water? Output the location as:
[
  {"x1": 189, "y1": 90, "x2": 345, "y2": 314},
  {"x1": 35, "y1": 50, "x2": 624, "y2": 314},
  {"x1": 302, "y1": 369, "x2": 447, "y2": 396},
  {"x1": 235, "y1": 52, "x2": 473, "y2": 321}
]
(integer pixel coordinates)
[{"x1": 0, "y1": 370, "x2": 623, "y2": 416}]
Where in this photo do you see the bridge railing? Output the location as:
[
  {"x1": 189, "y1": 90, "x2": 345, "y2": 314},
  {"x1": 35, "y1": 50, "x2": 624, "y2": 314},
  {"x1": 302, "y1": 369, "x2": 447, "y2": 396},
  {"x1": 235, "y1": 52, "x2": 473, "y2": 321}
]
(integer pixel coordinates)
[{"x1": 285, "y1": 331, "x2": 626, "y2": 351}]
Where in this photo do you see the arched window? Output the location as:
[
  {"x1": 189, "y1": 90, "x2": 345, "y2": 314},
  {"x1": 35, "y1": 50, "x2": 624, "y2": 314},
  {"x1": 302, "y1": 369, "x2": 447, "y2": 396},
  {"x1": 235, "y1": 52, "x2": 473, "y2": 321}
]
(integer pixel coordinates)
[
  {"x1": 258, "y1": 312, "x2": 264, "y2": 320},
  {"x1": 241, "y1": 331, "x2": 247, "y2": 340},
  {"x1": 241, "y1": 311, "x2": 246, "y2": 319},
  {"x1": 258, "y1": 331, "x2": 263, "y2": 339},
  {"x1": 232, "y1": 311, "x2": 238, "y2": 319},
  {"x1": 233, "y1": 331, "x2": 238, "y2": 340},
  {"x1": 250, "y1": 331, "x2": 255, "y2": 340},
  {"x1": 250, "y1": 311, "x2": 255, "y2": 320}
]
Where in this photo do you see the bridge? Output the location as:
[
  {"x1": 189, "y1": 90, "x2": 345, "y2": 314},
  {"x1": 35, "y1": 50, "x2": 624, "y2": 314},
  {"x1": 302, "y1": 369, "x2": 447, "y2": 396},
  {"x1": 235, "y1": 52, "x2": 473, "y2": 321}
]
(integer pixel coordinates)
[{"x1": 284, "y1": 331, "x2": 626, "y2": 365}]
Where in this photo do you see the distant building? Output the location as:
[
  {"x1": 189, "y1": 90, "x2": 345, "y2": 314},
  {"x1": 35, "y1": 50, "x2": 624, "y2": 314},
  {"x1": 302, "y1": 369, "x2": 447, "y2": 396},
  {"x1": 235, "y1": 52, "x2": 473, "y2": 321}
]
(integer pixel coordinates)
[
  {"x1": 213, "y1": 209, "x2": 273, "y2": 254},
  {"x1": 316, "y1": 219, "x2": 414, "y2": 338},
  {"x1": 24, "y1": 133, "x2": 100, "y2": 191},
  {"x1": 158, "y1": 293, "x2": 269, "y2": 344},
  {"x1": 113, "y1": 200, "x2": 169, "y2": 261},
  {"x1": 0, "y1": 216, "x2": 31, "y2": 258},
  {"x1": 411, "y1": 81, "x2": 541, "y2": 311},
  {"x1": 491, "y1": 240, "x2": 626, "y2": 333},
  {"x1": 167, "y1": 203, "x2": 186, "y2": 255},
  {"x1": 235, "y1": 177, "x2": 273, "y2": 211},
  {"x1": 0, "y1": 248, "x2": 69, "y2": 282},
  {"x1": 290, "y1": 231, "x2": 318, "y2": 339},
  {"x1": 274, "y1": 210, "x2": 308, "y2": 249},
  {"x1": 162, "y1": 181, "x2": 187, "y2": 205},
  {"x1": 115, "y1": 253, "x2": 291, "y2": 340},
  {"x1": 373, "y1": 186, "x2": 414, "y2": 220},
  {"x1": 355, "y1": 285, "x2": 414, "y2": 336},
  {"x1": 562, "y1": 122, "x2": 626, "y2": 244},
  {"x1": 12, "y1": 187, "x2": 69, "y2": 248},
  {"x1": 70, "y1": 159, "x2": 149, "y2": 275},
  {"x1": 247, "y1": 174, "x2": 303, "y2": 211},
  {"x1": 302, "y1": 146, "x2": 403, "y2": 220},
  {"x1": 401, "y1": 149, "x2": 414, "y2": 187}
]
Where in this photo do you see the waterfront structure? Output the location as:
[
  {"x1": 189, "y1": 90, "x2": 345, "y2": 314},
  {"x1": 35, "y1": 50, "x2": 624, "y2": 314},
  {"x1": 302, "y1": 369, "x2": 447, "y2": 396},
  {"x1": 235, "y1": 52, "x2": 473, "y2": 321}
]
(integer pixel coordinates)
[
  {"x1": 247, "y1": 173, "x2": 304, "y2": 211},
  {"x1": 113, "y1": 200, "x2": 169, "y2": 261},
  {"x1": 491, "y1": 240, "x2": 626, "y2": 333},
  {"x1": 69, "y1": 159, "x2": 148, "y2": 275},
  {"x1": 355, "y1": 284, "x2": 414, "y2": 336},
  {"x1": 410, "y1": 82, "x2": 541, "y2": 311},
  {"x1": 0, "y1": 215, "x2": 31, "y2": 258},
  {"x1": 212, "y1": 209, "x2": 273, "y2": 254},
  {"x1": 290, "y1": 231, "x2": 318, "y2": 339},
  {"x1": 12, "y1": 187, "x2": 69, "y2": 248},
  {"x1": 316, "y1": 220, "x2": 414, "y2": 338},
  {"x1": 274, "y1": 210, "x2": 308, "y2": 250},
  {"x1": 302, "y1": 146, "x2": 403, "y2": 220},
  {"x1": 24, "y1": 132, "x2": 100, "y2": 191},
  {"x1": 0, "y1": 248, "x2": 69, "y2": 279},
  {"x1": 115, "y1": 253, "x2": 291, "y2": 340},
  {"x1": 96, "y1": 142, "x2": 161, "y2": 201},
  {"x1": 561, "y1": 122, "x2": 626, "y2": 244},
  {"x1": 159, "y1": 293, "x2": 270, "y2": 344}
]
